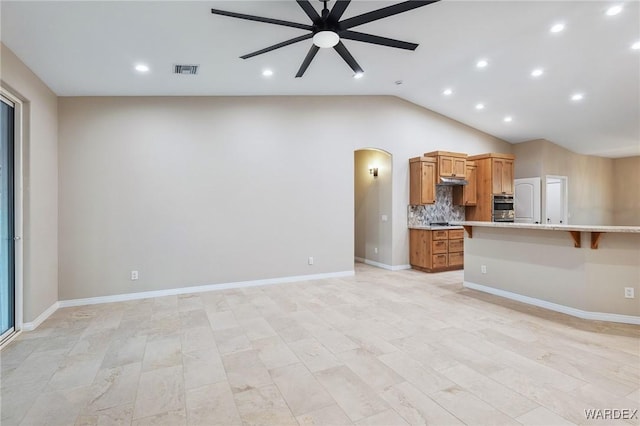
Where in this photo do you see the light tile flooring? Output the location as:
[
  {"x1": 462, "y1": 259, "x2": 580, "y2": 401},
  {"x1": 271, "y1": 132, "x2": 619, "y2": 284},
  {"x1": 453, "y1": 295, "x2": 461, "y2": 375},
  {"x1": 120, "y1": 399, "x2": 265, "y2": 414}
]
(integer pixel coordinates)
[{"x1": 1, "y1": 264, "x2": 639, "y2": 425}]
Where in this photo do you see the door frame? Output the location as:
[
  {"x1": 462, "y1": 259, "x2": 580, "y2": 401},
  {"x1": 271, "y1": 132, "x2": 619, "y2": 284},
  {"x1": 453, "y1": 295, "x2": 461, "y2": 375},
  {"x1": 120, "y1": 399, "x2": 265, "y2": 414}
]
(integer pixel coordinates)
[
  {"x1": 545, "y1": 175, "x2": 568, "y2": 225},
  {"x1": 1, "y1": 87, "x2": 24, "y2": 344}
]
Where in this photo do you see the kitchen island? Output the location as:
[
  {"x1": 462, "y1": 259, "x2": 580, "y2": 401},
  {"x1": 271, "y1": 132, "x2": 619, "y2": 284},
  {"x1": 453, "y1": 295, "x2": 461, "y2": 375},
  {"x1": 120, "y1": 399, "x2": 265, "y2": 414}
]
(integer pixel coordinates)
[{"x1": 453, "y1": 221, "x2": 640, "y2": 324}]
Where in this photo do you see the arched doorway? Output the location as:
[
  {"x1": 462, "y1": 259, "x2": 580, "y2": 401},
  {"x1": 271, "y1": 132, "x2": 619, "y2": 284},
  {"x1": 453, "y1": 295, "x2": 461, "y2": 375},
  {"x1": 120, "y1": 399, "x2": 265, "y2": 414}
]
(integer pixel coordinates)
[{"x1": 354, "y1": 149, "x2": 393, "y2": 269}]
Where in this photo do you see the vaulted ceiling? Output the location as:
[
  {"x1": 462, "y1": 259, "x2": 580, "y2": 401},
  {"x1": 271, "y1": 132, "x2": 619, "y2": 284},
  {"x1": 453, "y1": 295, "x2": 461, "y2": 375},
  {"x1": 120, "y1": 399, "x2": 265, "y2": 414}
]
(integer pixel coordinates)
[{"x1": 2, "y1": 1, "x2": 639, "y2": 157}]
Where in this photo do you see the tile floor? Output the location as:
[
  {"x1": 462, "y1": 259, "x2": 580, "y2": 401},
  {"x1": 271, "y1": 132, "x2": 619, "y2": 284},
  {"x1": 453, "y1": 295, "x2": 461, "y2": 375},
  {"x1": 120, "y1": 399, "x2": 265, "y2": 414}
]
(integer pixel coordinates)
[{"x1": 1, "y1": 264, "x2": 638, "y2": 425}]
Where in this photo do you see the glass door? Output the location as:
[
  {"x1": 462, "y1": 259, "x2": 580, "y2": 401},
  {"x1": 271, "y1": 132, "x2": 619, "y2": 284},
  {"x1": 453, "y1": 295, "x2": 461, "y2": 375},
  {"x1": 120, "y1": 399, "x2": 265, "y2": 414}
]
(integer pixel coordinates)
[{"x1": 0, "y1": 95, "x2": 15, "y2": 342}]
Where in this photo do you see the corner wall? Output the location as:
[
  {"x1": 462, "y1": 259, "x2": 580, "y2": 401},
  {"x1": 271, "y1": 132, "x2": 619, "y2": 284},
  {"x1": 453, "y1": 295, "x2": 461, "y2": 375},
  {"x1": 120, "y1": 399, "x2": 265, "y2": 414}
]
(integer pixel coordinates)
[
  {"x1": 613, "y1": 156, "x2": 640, "y2": 225},
  {"x1": 513, "y1": 139, "x2": 615, "y2": 225},
  {"x1": 0, "y1": 44, "x2": 59, "y2": 323},
  {"x1": 58, "y1": 96, "x2": 510, "y2": 300}
]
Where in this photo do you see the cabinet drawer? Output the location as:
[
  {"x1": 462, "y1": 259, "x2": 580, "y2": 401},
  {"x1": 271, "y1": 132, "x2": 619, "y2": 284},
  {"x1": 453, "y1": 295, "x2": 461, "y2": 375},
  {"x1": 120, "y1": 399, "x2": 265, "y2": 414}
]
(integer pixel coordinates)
[
  {"x1": 448, "y1": 239, "x2": 464, "y2": 253},
  {"x1": 449, "y1": 252, "x2": 464, "y2": 267},
  {"x1": 432, "y1": 254, "x2": 448, "y2": 268},
  {"x1": 432, "y1": 240, "x2": 448, "y2": 254},
  {"x1": 448, "y1": 229, "x2": 464, "y2": 240},
  {"x1": 432, "y1": 230, "x2": 448, "y2": 240}
]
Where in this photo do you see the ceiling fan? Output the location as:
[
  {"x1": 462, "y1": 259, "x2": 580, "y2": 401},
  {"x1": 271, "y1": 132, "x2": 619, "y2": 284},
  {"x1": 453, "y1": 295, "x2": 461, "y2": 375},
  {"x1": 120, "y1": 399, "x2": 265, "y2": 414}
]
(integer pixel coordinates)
[{"x1": 211, "y1": 0, "x2": 439, "y2": 78}]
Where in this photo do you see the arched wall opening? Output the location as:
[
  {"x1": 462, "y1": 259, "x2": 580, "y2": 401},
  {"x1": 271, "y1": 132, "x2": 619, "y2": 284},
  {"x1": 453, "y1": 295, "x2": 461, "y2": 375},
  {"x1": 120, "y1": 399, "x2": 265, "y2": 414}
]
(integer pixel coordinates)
[{"x1": 354, "y1": 148, "x2": 393, "y2": 269}]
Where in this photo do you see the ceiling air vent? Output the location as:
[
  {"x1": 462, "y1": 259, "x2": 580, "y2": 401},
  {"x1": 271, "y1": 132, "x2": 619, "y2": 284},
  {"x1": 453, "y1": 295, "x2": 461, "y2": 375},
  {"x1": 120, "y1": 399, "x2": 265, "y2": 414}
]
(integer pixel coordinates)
[{"x1": 174, "y1": 64, "x2": 199, "y2": 75}]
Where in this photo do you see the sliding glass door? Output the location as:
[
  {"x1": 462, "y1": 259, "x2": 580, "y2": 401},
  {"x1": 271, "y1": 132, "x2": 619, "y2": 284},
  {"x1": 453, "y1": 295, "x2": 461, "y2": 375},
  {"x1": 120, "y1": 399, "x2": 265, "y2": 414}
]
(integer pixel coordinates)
[{"x1": 0, "y1": 95, "x2": 15, "y2": 342}]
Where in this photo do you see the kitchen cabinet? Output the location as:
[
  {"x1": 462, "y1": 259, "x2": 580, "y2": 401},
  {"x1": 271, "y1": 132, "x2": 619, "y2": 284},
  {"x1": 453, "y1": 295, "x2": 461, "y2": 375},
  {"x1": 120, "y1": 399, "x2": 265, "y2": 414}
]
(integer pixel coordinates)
[
  {"x1": 424, "y1": 151, "x2": 467, "y2": 178},
  {"x1": 409, "y1": 156, "x2": 437, "y2": 205},
  {"x1": 492, "y1": 158, "x2": 514, "y2": 195},
  {"x1": 409, "y1": 228, "x2": 464, "y2": 272},
  {"x1": 465, "y1": 153, "x2": 516, "y2": 222},
  {"x1": 452, "y1": 161, "x2": 477, "y2": 206}
]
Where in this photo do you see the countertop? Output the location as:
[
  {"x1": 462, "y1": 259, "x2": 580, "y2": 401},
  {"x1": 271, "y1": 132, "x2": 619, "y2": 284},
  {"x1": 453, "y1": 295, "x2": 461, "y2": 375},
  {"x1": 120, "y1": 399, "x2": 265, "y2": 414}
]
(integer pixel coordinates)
[
  {"x1": 408, "y1": 225, "x2": 464, "y2": 230},
  {"x1": 451, "y1": 221, "x2": 640, "y2": 233}
]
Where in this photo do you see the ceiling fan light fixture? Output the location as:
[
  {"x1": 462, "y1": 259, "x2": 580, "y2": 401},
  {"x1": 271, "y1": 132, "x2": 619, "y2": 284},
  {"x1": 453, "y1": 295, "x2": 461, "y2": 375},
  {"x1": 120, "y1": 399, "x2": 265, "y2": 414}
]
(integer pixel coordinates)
[{"x1": 313, "y1": 31, "x2": 340, "y2": 48}]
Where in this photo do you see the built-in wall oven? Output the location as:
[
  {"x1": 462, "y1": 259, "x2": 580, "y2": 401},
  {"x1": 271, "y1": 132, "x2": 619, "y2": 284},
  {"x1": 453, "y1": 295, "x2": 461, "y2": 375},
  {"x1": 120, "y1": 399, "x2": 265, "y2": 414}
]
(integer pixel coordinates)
[{"x1": 492, "y1": 195, "x2": 514, "y2": 222}]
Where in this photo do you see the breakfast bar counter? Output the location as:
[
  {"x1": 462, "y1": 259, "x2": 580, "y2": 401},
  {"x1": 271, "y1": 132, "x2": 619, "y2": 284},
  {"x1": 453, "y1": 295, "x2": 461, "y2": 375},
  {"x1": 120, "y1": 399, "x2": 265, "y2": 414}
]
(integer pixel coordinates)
[{"x1": 453, "y1": 221, "x2": 640, "y2": 324}]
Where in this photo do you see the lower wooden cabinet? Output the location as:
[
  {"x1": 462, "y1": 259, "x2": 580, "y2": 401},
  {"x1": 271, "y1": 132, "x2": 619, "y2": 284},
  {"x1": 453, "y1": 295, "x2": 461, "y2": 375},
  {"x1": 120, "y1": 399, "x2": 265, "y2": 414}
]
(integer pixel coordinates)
[{"x1": 409, "y1": 228, "x2": 464, "y2": 272}]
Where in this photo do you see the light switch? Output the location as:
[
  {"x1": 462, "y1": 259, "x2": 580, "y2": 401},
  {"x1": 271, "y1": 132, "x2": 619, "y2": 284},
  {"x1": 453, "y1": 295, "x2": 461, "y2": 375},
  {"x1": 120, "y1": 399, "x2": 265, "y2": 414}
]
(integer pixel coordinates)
[{"x1": 381, "y1": 215, "x2": 388, "y2": 222}]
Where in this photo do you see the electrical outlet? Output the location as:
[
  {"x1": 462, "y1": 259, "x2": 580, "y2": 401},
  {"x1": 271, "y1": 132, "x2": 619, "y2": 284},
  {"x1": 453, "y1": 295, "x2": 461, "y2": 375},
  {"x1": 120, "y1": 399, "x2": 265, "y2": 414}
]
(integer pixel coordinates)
[
  {"x1": 308, "y1": 256, "x2": 314, "y2": 265},
  {"x1": 481, "y1": 265, "x2": 487, "y2": 274},
  {"x1": 624, "y1": 287, "x2": 635, "y2": 299},
  {"x1": 374, "y1": 247, "x2": 378, "y2": 254},
  {"x1": 130, "y1": 270, "x2": 139, "y2": 280}
]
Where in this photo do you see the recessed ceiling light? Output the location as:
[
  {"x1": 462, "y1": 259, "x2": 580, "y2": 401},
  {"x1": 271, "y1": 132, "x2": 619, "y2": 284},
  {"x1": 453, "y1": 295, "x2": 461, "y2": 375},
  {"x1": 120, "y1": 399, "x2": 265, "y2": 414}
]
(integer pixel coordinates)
[
  {"x1": 354, "y1": 72, "x2": 364, "y2": 79},
  {"x1": 443, "y1": 88, "x2": 453, "y2": 96},
  {"x1": 605, "y1": 4, "x2": 623, "y2": 16},
  {"x1": 571, "y1": 93, "x2": 584, "y2": 101},
  {"x1": 531, "y1": 68, "x2": 544, "y2": 78},
  {"x1": 550, "y1": 23, "x2": 565, "y2": 33},
  {"x1": 476, "y1": 59, "x2": 488, "y2": 69},
  {"x1": 262, "y1": 69, "x2": 273, "y2": 77},
  {"x1": 475, "y1": 103, "x2": 485, "y2": 110},
  {"x1": 632, "y1": 40, "x2": 640, "y2": 50},
  {"x1": 504, "y1": 116, "x2": 513, "y2": 123},
  {"x1": 134, "y1": 64, "x2": 149, "y2": 73}
]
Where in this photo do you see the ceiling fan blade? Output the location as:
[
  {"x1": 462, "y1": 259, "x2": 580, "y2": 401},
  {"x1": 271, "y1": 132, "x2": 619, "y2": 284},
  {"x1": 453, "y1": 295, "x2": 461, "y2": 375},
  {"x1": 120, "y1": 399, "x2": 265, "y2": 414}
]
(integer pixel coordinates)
[
  {"x1": 241, "y1": 34, "x2": 313, "y2": 59},
  {"x1": 333, "y1": 41, "x2": 364, "y2": 74},
  {"x1": 296, "y1": 45, "x2": 320, "y2": 78},
  {"x1": 338, "y1": 0, "x2": 439, "y2": 30},
  {"x1": 339, "y1": 30, "x2": 418, "y2": 50},
  {"x1": 296, "y1": 0, "x2": 321, "y2": 22},
  {"x1": 328, "y1": 0, "x2": 351, "y2": 23},
  {"x1": 211, "y1": 8, "x2": 312, "y2": 31}
]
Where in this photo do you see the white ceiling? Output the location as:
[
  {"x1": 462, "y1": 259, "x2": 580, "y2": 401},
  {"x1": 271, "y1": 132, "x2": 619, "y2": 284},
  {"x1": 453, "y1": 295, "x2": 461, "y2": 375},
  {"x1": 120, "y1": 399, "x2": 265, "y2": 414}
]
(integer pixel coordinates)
[{"x1": 1, "y1": 0, "x2": 639, "y2": 158}]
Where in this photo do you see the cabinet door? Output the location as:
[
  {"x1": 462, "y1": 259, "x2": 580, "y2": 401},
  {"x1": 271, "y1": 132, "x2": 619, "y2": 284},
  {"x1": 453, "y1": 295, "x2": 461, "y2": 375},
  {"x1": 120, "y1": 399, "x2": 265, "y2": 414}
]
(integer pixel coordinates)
[
  {"x1": 438, "y1": 156, "x2": 454, "y2": 177},
  {"x1": 502, "y1": 160, "x2": 514, "y2": 194},
  {"x1": 421, "y1": 161, "x2": 436, "y2": 203},
  {"x1": 452, "y1": 158, "x2": 466, "y2": 177},
  {"x1": 410, "y1": 161, "x2": 436, "y2": 205},
  {"x1": 409, "y1": 230, "x2": 430, "y2": 268},
  {"x1": 492, "y1": 159, "x2": 505, "y2": 194},
  {"x1": 465, "y1": 164, "x2": 477, "y2": 205}
]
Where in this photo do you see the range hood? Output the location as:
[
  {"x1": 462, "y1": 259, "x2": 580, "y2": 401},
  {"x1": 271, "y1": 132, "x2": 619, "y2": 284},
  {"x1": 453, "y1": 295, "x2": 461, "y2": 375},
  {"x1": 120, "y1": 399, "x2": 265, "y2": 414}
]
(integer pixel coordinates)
[{"x1": 437, "y1": 177, "x2": 468, "y2": 186}]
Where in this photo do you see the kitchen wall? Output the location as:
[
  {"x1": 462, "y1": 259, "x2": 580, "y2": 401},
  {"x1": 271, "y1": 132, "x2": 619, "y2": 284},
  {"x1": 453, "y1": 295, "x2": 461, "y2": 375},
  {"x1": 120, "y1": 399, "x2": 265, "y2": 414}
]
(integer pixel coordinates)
[
  {"x1": 354, "y1": 149, "x2": 392, "y2": 267},
  {"x1": 613, "y1": 156, "x2": 640, "y2": 225},
  {"x1": 513, "y1": 139, "x2": 615, "y2": 225},
  {"x1": 0, "y1": 44, "x2": 59, "y2": 323},
  {"x1": 59, "y1": 96, "x2": 510, "y2": 300}
]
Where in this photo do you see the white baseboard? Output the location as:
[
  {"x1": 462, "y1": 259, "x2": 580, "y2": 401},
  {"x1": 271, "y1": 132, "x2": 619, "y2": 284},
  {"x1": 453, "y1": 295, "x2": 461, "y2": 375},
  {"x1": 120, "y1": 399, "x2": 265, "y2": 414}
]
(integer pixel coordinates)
[
  {"x1": 464, "y1": 281, "x2": 640, "y2": 325},
  {"x1": 22, "y1": 301, "x2": 60, "y2": 331},
  {"x1": 354, "y1": 257, "x2": 411, "y2": 271},
  {"x1": 58, "y1": 270, "x2": 355, "y2": 308}
]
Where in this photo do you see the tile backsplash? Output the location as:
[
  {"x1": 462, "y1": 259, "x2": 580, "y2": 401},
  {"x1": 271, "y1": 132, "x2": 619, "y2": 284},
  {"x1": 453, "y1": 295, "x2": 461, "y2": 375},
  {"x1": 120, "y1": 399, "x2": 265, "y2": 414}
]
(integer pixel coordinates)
[{"x1": 408, "y1": 186, "x2": 465, "y2": 227}]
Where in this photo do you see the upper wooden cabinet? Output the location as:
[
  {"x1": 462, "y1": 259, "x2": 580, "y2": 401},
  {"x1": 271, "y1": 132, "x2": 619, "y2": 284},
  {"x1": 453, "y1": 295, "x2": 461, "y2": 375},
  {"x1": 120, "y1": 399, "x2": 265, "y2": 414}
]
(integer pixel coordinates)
[
  {"x1": 452, "y1": 160, "x2": 477, "y2": 206},
  {"x1": 409, "y1": 156, "x2": 437, "y2": 205},
  {"x1": 492, "y1": 158, "x2": 514, "y2": 195},
  {"x1": 465, "y1": 153, "x2": 516, "y2": 221},
  {"x1": 424, "y1": 151, "x2": 467, "y2": 178}
]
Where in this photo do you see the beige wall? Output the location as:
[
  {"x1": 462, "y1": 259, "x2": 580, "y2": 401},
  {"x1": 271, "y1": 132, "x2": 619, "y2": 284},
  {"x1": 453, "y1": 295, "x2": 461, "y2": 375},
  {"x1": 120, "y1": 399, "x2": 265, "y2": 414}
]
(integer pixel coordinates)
[
  {"x1": 613, "y1": 156, "x2": 640, "y2": 225},
  {"x1": 514, "y1": 139, "x2": 616, "y2": 225},
  {"x1": 354, "y1": 149, "x2": 392, "y2": 266},
  {"x1": 464, "y1": 227, "x2": 640, "y2": 317},
  {"x1": 58, "y1": 96, "x2": 510, "y2": 300},
  {"x1": 0, "y1": 44, "x2": 59, "y2": 322}
]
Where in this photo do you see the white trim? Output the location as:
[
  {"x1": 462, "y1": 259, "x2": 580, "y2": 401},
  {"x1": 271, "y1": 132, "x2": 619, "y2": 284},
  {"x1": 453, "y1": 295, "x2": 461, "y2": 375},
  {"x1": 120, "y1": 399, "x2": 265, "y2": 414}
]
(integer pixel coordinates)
[
  {"x1": 464, "y1": 281, "x2": 640, "y2": 325},
  {"x1": 59, "y1": 270, "x2": 355, "y2": 308},
  {"x1": 354, "y1": 257, "x2": 411, "y2": 271},
  {"x1": 1, "y1": 87, "x2": 24, "y2": 332},
  {"x1": 22, "y1": 302, "x2": 59, "y2": 331}
]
